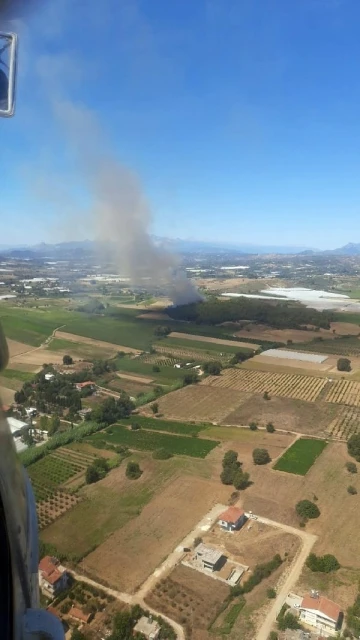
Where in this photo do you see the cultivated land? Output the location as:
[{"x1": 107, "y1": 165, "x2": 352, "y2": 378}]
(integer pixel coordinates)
[
  {"x1": 168, "y1": 331, "x2": 260, "y2": 350},
  {"x1": 53, "y1": 330, "x2": 139, "y2": 355},
  {"x1": 234, "y1": 321, "x2": 360, "y2": 344},
  {"x1": 273, "y1": 438, "x2": 328, "y2": 475}
]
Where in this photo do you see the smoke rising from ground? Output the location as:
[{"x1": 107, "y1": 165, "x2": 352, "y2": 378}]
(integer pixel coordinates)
[{"x1": 53, "y1": 99, "x2": 202, "y2": 306}]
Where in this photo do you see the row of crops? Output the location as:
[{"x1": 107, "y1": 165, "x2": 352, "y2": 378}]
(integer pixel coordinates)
[
  {"x1": 325, "y1": 380, "x2": 360, "y2": 407},
  {"x1": 326, "y1": 406, "x2": 360, "y2": 440},
  {"x1": 202, "y1": 368, "x2": 328, "y2": 402}
]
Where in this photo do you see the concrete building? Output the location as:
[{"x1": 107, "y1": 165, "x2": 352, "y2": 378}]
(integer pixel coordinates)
[
  {"x1": 38, "y1": 556, "x2": 68, "y2": 598},
  {"x1": 134, "y1": 616, "x2": 160, "y2": 640},
  {"x1": 218, "y1": 506, "x2": 247, "y2": 532},
  {"x1": 195, "y1": 544, "x2": 224, "y2": 572},
  {"x1": 299, "y1": 593, "x2": 342, "y2": 635}
]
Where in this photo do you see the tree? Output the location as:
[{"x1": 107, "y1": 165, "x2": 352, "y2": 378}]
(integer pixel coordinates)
[
  {"x1": 233, "y1": 470, "x2": 251, "y2": 490},
  {"x1": 296, "y1": 500, "x2": 320, "y2": 519},
  {"x1": 346, "y1": 461, "x2": 357, "y2": 473},
  {"x1": 269, "y1": 633, "x2": 278, "y2": 640},
  {"x1": 277, "y1": 612, "x2": 301, "y2": 631},
  {"x1": 48, "y1": 414, "x2": 61, "y2": 436},
  {"x1": 86, "y1": 465, "x2": 100, "y2": 484},
  {"x1": 337, "y1": 357, "x2": 351, "y2": 372},
  {"x1": 263, "y1": 391, "x2": 270, "y2": 400},
  {"x1": 154, "y1": 325, "x2": 171, "y2": 337},
  {"x1": 153, "y1": 448, "x2": 173, "y2": 460},
  {"x1": 71, "y1": 629, "x2": 86, "y2": 640},
  {"x1": 203, "y1": 361, "x2": 222, "y2": 376},
  {"x1": 222, "y1": 450, "x2": 239, "y2": 468},
  {"x1": 253, "y1": 448, "x2": 271, "y2": 465},
  {"x1": 63, "y1": 354, "x2": 73, "y2": 365},
  {"x1": 221, "y1": 466, "x2": 236, "y2": 485},
  {"x1": 348, "y1": 485, "x2": 357, "y2": 495},
  {"x1": 152, "y1": 365, "x2": 160, "y2": 373},
  {"x1": 126, "y1": 461, "x2": 142, "y2": 479},
  {"x1": 306, "y1": 553, "x2": 340, "y2": 573},
  {"x1": 22, "y1": 429, "x2": 34, "y2": 447},
  {"x1": 267, "y1": 588, "x2": 276, "y2": 599},
  {"x1": 39, "y1": 415, "x2": 49, "y2": 430},
  {"x1": 151, "y1": 402, "x2": 159, "y2": 415},
  {"x1": 249, "y1": 421, "x2": 258, "y2": 431},
  {"x1": 92, "y1": 395, "x2": 134, "y2": 425},
  {"x1": 266, "y1": 422, "x2": 275, "y2": 433},
  {"x1": 183, "y1": 371, "x2": 199, "y2": 385},
  {"x1": 348, "y1": 434, "x2": 360, "y2": 461}
]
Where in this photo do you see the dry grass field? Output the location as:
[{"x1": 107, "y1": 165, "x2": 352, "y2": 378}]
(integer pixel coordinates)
[
  {"x1": 82, "y1": 475, "x2": 229, "y2": 592},
  {"x1": 326, "y1": 406, "x2": 360, "y2": 440},
  {"x1": 54, "y1": 331, "x2": 139, "y2": 354},
  {"x1": 234, "y1": 321, "x2": 360, "y2": 343},
  {"x1": 223, "y1": 395, "x2": 340, "y2": 436},
  {"x1": 202, "y1": 368, "x2": 328, "y2": 402},
  {"x1": 153, "y1": 384, "x2": 251, "y2": 423},
  {"x1": 169, "y1": 332, "x2": 260, "y2": 350},
  {"x1": 0, "y1": 386, "x2": 15, "y2": 405}
]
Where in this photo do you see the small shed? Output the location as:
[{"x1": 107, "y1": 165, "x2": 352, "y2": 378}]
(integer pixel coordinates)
[{"x1": 133, "y1": 615, "x2": 160, "y2": 640}]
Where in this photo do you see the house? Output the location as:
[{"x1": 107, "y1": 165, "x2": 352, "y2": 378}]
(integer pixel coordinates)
[
  {"x1": 299, "y1": 593, "x2": 342, "y2": 635},
  {"x1": 133, "y1": 616, "x2": 160, "y2": 640},
  {"x1": 78, "y1": 407, "x2": 92, "y2": 420},
  {"x1": 75, "y1": 381, "x2": 96, "y2": 392},
  {"x1": 45, "y1": 373, "x2": 55, "y2": 382},
  {"x1": 218, "y1": 506, "x2": 247, "y2": 532},
  {"x1": 69, "y1": 606, "x2": 92, "y2": 625},
  {"x1": 38, "y1": 556, "x2": 68, "y2": 598},
  {"x1": 195, "y1": 543, "x2": 224, "y2": 572}
]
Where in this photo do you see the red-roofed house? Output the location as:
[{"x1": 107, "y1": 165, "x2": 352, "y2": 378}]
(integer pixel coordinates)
[
  {"x1": 218, "y1": 507, "x2": 247, "y2": 532},
  {"x1": 299, "y1": 594, "x2": 342, "y2": 634},
  {"x1": 75, "y1": 381, "x2": 95, "y2": 392},
  {"x1": 69, "y1": 606, "x2": 92, "y2": 625},
  {"x1": 38, "y1": 556, "x2": 68, "y2": 598}
]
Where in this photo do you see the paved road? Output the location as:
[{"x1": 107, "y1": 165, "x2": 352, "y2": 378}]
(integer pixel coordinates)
[{"x1": 253, "y1": 515, "x2": 317, "y2": 640}]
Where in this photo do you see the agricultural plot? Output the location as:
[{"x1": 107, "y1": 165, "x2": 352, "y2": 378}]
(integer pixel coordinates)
[
  {"x1": 325, "y1": 380, "x2": 360, "y2": 407},
  {"x1": 273, "y1": 438, "x2": 327, "y2": 475},
  {"x1": 154, "y1": 343, "x2": 231, "y2": 363},
  {"x1": 202, "y1": 368, "x2": 328, "y2": 402},
  {"x1": 140, "y1": 354, "x2": 178, "y2": 367},
  {"x1": 296, "y1": 336, "x2": 360, "y2": 357},
  {"x1": 87, "y1": 425, "x2": 219, "y2": 457},
  {"x1": 121, "y1": 415, "x2": 207, "y2": 436},
  {"x1": 326, "y1": 406, "x2": 360, "y2": 440},
  {"x1": 28, "y1": 447, "x2": 97, "y2": 528}
]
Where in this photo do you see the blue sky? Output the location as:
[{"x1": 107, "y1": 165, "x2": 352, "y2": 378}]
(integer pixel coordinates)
[{"x1": 2, "y1": 0, "x2": 360, "y2": 249}]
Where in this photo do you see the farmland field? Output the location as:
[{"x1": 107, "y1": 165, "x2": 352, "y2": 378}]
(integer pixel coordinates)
[
  {"x1": 295, "y1": 336, "x2": 360, "y2": 357},
  {"x1": 202, "y1": 368, "x2": 328, "y2": 402},
  {"x1": 120, "y1": 415, "x2": 208, "y2": 436},
  {"x1": 162, "y1": 335, "x2": 256, "y2": 354},
  {"x1": 154, "y1": 343, "x2": 233, "y2": 363},
  {"x1": 169, "y1": 331, "x2": 260, "y2": 350},
  {"x1": 326, "y1": 406, "x2": 360, "y2": 440},
  {"x1": 325, "y1": 379, "x2": 360, "y2": 406},
  {"x1": 273, "y1": 438, "x2": 327, "y2": 475},
  {"x1": 87, "y1": 425, "x2": 219, "y2": 457},
  {"x1": 153, "y1": 384, "x2": 251, "y2": 423}
]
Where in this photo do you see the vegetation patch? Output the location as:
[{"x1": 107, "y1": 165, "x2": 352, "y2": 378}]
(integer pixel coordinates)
[
  {"x1": 273, "y1": 438, "x2": 327, "y2": 475},
  {"x1": 87, "y1": 425, "x2": 219, "y2": 458},
  {"x1": 121, "y1": 415, "x2": 207, "y2": 436}
]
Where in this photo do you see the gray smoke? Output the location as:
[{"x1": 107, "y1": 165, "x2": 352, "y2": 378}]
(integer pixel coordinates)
[{"x1": 53, "y1": 99, "x2": 202, "y2": 306}]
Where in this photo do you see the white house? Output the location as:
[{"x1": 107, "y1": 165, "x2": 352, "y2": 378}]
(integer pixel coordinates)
[
  {"x1": 38, "y1": 556, "x2": 68, "y2": 598},
  {"x1": 218, "y1": 506, "x2": 247, "y2": 532},
  {"x1": 133, "y1": 616, "x2": 160, "y2": 640},
  {"x1": 299, "y1": 593, "x2": 342, "y2": 635}
]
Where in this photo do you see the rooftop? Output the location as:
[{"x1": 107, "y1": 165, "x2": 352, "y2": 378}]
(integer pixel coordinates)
[
  {"x1": 39, "y1": 556, "x2": 64, "y2": 585},
  {"x1": 196, "y1": 543, "x2": 223, "y2": 565},
  {"x1": 76, "y1": 381, "x2": 95, "y2": 388},
  {"x1": 300, "y1": 594, "x2": 341, "y2": 622},
  {"x1": 219, "y1": 506, "x2": 245, "y2": 524},
  {"x1": 69, "y1": 606, "x2": 91, "y2": 624},
  {"x1": 134, "y1": 616, "x2": 160, "y2": 638}
]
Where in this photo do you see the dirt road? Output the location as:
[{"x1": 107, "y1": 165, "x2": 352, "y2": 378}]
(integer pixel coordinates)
[{"x1": 253, "y1": 514, "x2": 317, "y2": 640}]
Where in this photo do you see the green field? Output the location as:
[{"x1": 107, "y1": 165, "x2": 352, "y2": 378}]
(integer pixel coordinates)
[
  {"x1": 160, "y1": 336, "x2": 253, "y2": 355},
  {"x1": 294, "y1": 336, "x2": 360, "y2": 356},
  {"x1": 87, "y1": 425, "x2": 219, "y2": 457},
  {"x1": 115, "y1": 356, "x2": 186, "y2": 384},
  {"x1": 120, "y1": 416, "x2": 208, "y2": 436},
  {"x1": 1, "y1": 369, "x2": 34, "y2": 382},
  {"x1": 28, "y1": 455, "x2": 81, "y2": 501},
  {"x1": 273, "y1": 438, "x2": 327, "y2": 475}
]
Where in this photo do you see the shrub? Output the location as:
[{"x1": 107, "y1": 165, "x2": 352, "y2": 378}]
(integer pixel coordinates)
[
  {"x1": 253, "y1": 448, "x2": 271, "y2": 465},
  {"x1": 249, "y1": 421, "x2": 258, "y2": 431},
  {"x1": 153, "y1": 448, "x2": 173, "y2": 460},
  {"x1": 337, "y1": 357, "x2": 352, "y2": 372},
  {"x1": 348, "y1": 434, "x2": 360, "y2": 462},
  {"x1": 348, "y1": 485, "x2": 357, "y2": 495},
  {"x1": 277, "y1": 612, "x2": 301, "y2": 631},
  {"x1": 346, "y1": 461, "x2": 357, "y2": 474},
  {"x1": 269, "y1": 633, "x2": 278, "y2": 640},
  {"x1": 233, "y1": 470, "x2": 251, "y2": 490},
  {"x1": 203, "y1": 361, "x2": 222, "y2": 376},
  {"x1": 126, "y1": 461, "x2": 142, "y2": 480},
  {"x1": 222, "y1": 450, "x2": 239, "y2": 468},
  {"x1": 306, "y1": 553, "x2": 340, "y2": 573},
  {"x1": 296, "y1": 500, "x2": 320, "y2": 519},
  {"x1": 151, "y1": 402, "x2": 159, "y2": 415},
  {"x1": 266, "y1": 422, "x2": 275, "y2": 433},
  {"x1": 263, "y1": 391, "x2": 271, "y2": 400},
  {"x1": 194, "y1": 536, "x2": 202, "y2": 547},
  {"x1": 152, "y1": 365, "x2": 160, "y2": 373},
  {"x1": 267, "y1": 588, "x2": 276, "y2": 599},
  {"x1": 131, "y1": 422, "x2": 141, "y2": 430}
]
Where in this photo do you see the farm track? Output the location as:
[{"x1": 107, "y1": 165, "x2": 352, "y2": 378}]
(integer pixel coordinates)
[{"x1": 202, "y1": 368, "x2": 328, "y2": 402}]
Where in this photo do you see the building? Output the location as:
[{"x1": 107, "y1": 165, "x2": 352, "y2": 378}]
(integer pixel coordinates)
[
  {"x1": 133, "y1": 616, "x2": 160, "y2": 640},
  {"x1": 69, "y1": 606, "x2": 92, "y2": 625},
  {"x1": 195, "y1": 543, "x2": 224, "y2": 572},
  {"x1": 75, "y1": 381, "x2": 96, "y2": 392},
  {"x1": 299, "y1": 593, "x2": 342, "y2": 635},
  {"x1": 38, "y1": 556, "x2": 68, "y2": 598},
  {"x1": 45, "y1": 373, "x2": 55, "y2": 382},
  {"x1": 78, "y1": 407, "x2": 92, "y2": 420},
  {"x1": 218, "y1": 506, "x2": 247, "y2": 532}
]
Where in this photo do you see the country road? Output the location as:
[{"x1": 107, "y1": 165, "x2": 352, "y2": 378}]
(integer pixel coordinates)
[{"x1": 254, "y1": 515, "x2": 317, "y2": 640}]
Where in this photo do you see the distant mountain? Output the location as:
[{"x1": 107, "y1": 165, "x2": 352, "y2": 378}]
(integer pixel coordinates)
[{"x1": 325, "y1": 243, "x2": 360, "y2": 255}]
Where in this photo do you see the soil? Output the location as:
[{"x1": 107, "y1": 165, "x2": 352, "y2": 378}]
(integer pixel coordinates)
[
  {"x1": 169, "y1": 332, "x2": 260, "y2": 350},
  {"x1": 223, "y1": 395, "x2": 341, "y2": 436},
  {"x1": 0, "y1": 386, "x2": 15, "y2": 404},
  {"x1": 145, "y1": 564, "x2": 230, "y2": 640},
  {"x1": 154, "y1": 385, "x2": 251, "y2": 423},
  {"x1": 82, "y1": 475, "x2": 229, "y2": 593},
  {"x1": 6, "y1": 339, "x2": 34, "y2": 357},
  {"x1": 116, "y1": 372, "x2": 153, "y2": 384},
  {"x1": 10, "y1": 349, "x2": 65, "y2": 367}
]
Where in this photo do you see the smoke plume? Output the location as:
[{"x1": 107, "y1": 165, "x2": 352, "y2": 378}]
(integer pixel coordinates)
[{"x1": 52, "y1": 99, "x2": 202, "y2": 306}]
